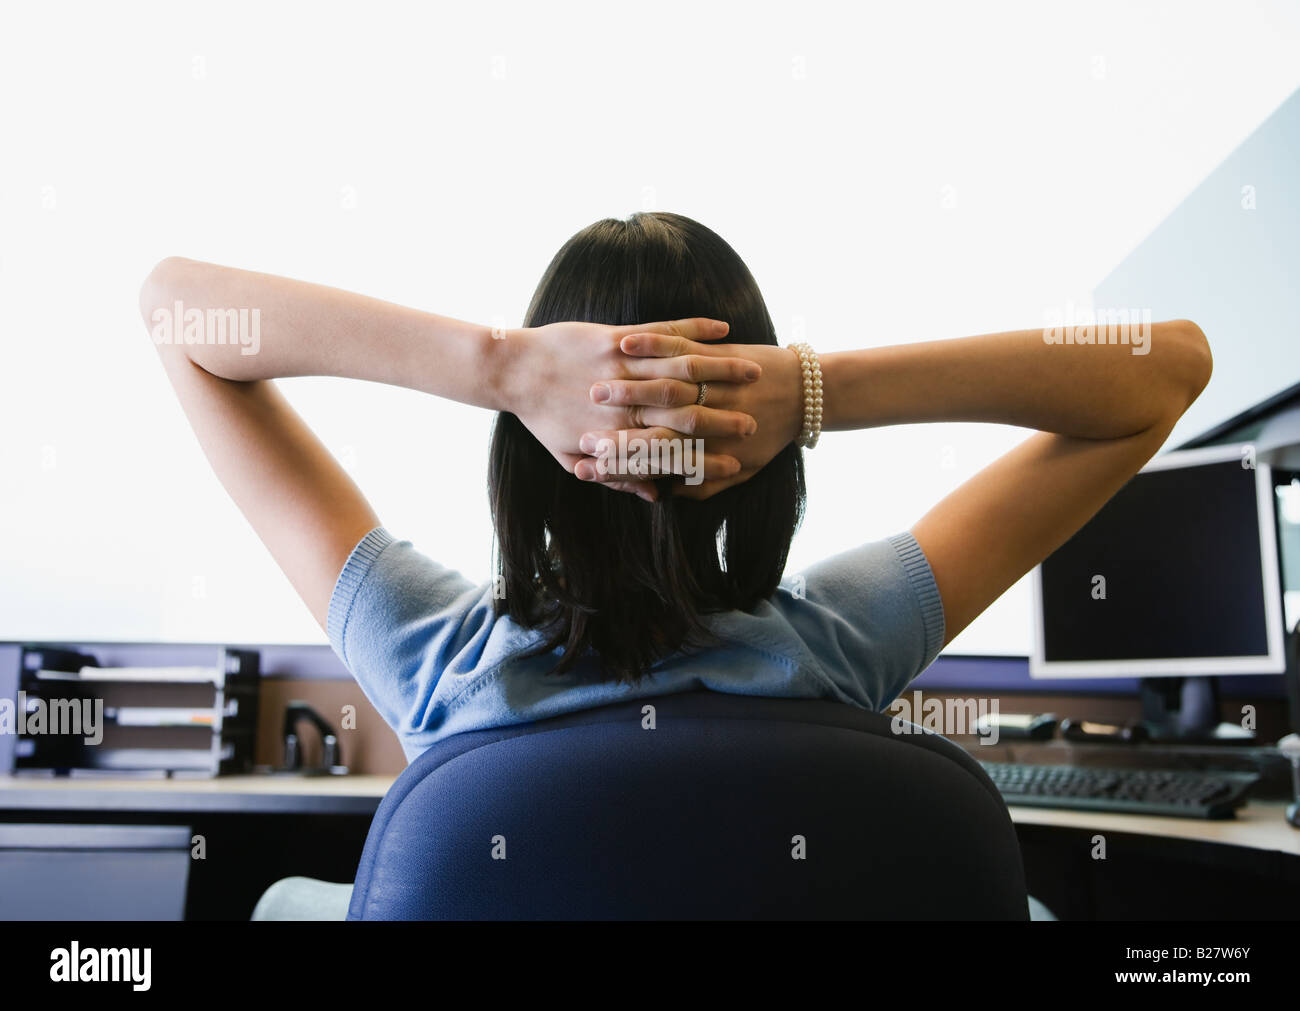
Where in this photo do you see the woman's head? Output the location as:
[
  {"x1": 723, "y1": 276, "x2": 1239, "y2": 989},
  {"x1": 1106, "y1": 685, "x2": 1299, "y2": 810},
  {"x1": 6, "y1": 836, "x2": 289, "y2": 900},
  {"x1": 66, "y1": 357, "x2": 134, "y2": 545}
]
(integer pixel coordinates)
[{"x1": 488, "y1": 212, "x2": 805, "y2": 682}]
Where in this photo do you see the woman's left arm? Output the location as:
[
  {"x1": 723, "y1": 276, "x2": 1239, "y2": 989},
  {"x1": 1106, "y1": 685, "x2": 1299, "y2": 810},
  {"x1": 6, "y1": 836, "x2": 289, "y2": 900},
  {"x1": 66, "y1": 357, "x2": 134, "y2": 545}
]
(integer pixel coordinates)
[{"x1": 138, "y1": 257, "x2": 761, "y2": 629}]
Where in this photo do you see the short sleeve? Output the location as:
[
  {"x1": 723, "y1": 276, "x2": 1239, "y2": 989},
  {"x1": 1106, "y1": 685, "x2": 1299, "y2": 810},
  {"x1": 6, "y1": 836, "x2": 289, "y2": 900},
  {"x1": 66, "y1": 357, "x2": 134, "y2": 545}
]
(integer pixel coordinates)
[
  {"x1": 326, "y1": 527, "x2": 493, "y2": 733},
  {"x1": 776, "y1": 531, "x2": 946, "y2": 708}
]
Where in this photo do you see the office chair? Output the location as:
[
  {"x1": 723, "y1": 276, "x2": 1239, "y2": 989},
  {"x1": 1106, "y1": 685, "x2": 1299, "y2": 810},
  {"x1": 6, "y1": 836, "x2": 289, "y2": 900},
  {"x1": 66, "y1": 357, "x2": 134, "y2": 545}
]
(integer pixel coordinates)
[{"x1": 348, "y1": 691, "x2": 1030, "y2": 919}]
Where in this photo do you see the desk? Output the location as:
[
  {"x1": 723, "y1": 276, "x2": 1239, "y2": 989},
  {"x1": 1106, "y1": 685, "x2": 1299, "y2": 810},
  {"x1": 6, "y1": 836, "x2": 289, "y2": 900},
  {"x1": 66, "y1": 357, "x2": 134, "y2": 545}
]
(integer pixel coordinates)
[
  {"x1": 2, "y1": 775, "x2": 1298, "y2": 919},
  {"x1": 0, "y1": 774, "x2": 388, "y2": 920},
  {"x1": 1002, "y1": 801, "x2": 1300, "y2": 920},
  {"x1": 4, "y1": 775, "x2": 1296, "y2": 854}
]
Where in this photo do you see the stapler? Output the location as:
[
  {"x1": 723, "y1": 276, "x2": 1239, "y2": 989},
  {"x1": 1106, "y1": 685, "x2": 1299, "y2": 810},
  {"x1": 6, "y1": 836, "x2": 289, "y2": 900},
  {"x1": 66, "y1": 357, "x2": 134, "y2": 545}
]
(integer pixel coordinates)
[{"x1": 274, "y1": 701, "x2": 349, "y2": 776}]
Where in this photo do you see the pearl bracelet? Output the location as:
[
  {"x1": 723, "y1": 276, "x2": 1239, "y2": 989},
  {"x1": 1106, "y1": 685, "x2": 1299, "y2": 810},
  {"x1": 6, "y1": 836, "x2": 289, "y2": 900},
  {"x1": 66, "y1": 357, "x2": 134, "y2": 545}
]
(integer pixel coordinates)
[{"x1": 789, "y1": 342, "x2": 823, "y2": 449}]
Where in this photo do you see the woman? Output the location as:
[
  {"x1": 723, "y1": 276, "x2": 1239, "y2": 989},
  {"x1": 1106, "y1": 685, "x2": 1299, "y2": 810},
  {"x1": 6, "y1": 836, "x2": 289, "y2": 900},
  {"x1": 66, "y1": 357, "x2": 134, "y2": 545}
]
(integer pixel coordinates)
[{"x1": 139, "y1": 212, "x2": 1212, "y2": 918}]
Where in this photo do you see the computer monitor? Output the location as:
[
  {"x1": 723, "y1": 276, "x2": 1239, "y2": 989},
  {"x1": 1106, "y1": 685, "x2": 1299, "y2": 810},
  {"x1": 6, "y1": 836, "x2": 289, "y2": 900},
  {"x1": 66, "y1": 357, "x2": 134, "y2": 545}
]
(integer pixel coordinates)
[{"x1": 1030, "y1": 444, "x2": 1286, "y2": 680}]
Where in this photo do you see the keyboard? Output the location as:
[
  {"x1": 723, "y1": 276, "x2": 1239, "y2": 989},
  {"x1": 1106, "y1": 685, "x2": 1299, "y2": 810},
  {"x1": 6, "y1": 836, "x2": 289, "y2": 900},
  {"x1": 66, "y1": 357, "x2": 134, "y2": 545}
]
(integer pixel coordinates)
[{"x1": 979, "y1": 761, "x2": 1259, "y2": 819}]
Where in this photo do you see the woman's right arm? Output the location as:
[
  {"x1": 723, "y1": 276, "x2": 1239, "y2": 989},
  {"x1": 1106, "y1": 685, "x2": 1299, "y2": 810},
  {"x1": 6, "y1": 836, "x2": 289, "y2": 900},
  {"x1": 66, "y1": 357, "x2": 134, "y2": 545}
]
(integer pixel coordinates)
[{"x1": 598, "y1": 320, "x2": 1213, "y2": 644}]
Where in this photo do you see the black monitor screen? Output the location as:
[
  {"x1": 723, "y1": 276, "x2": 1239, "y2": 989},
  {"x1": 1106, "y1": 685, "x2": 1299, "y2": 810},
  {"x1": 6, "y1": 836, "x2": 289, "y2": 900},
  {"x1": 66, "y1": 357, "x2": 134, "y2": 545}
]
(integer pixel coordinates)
[{"x1": 1039, "y1": 459, "x2": 1271, "y2": 662}]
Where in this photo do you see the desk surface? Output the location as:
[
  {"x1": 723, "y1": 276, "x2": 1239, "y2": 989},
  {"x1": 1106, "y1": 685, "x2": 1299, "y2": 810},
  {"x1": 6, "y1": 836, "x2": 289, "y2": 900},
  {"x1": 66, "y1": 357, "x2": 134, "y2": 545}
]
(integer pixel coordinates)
[
  {"x1": 0, "y1": 774, "x2": 394, "y2": 815},
  {"x1": 2, "y1": 775, "x2": 1298, "y2": 855},
  {"x1": 1008, "y1": 802, "x2": 1300, "y2": 857}
]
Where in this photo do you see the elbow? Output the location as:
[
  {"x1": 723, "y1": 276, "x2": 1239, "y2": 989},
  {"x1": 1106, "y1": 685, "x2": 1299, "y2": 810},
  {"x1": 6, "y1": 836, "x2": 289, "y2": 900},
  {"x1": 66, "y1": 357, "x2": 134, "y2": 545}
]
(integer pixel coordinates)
[
  {"x1": 1170, "y1": 318, "x2": 1213, "y2": 403},
  {"x1": 138, "y1": 256, "x2": 194, "y2": 331},
  {"x1": 1151, "y1": 319, "x2": 1212, "y2": 424}
]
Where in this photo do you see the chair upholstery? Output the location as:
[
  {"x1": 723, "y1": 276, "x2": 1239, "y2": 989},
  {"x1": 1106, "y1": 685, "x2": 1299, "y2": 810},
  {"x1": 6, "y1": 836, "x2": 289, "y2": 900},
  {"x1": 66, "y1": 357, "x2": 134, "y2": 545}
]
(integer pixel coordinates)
[{"x1": 348, "y1": 691, "x2": 1029, "y2": 919}]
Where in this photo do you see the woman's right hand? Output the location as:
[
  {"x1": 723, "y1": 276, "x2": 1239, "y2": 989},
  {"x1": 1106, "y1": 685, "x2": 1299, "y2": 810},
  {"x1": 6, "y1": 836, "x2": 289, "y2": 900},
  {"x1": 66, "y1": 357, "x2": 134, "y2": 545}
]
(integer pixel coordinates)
[{"x1": 574, "y1": 333, "x2": 806, "y2": 499}]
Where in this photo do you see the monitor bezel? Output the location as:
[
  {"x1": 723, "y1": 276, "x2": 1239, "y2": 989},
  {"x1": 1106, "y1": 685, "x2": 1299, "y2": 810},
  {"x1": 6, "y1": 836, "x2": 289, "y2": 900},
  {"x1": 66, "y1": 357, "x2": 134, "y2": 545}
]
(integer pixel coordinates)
[{"x1": 1029, "y1": 443, "x2": 1286, "y2": 678}]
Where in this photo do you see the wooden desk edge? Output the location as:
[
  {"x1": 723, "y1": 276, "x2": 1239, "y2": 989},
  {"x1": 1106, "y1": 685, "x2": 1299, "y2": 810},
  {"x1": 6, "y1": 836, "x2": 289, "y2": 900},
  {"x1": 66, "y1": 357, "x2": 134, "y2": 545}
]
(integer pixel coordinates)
[
  {"x1": 1008, "y1": 801, "x2": 1300, "y2": 857},
  {"x1": 0, "y1": 774, "x2": 395, "y2": 815}
]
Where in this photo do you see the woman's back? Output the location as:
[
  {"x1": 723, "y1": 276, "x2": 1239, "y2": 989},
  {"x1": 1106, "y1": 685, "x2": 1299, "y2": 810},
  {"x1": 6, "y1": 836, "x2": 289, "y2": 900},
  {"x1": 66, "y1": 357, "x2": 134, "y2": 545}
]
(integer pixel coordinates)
[{"x1": 328, "y1": 527, "x2": 945, "y2": 759}]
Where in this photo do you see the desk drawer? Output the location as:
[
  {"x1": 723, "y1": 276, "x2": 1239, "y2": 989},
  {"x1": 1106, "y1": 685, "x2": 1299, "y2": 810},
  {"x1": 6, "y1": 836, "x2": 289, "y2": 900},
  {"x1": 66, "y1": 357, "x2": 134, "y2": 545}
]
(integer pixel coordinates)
[{"x1": 0, "y1": 823, "x2": 191, "y2": 920}]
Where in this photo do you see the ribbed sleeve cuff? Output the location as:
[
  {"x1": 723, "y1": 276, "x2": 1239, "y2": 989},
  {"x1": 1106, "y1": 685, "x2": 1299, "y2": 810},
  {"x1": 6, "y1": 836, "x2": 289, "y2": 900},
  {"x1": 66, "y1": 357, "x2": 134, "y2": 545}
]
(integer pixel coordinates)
[
  {"x1": 326, "y1": 526, "x2": 395, "y2": 663},
  {"x1": 888, "y1": 531, "x2": 947, "y2": 668}
]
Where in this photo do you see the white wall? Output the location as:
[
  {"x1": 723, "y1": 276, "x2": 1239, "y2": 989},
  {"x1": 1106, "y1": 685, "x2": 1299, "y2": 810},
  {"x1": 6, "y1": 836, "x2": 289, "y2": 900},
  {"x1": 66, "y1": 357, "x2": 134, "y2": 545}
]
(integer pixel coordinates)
[
  {"x1": 1095, "y1": 89, "x2": 1300, "y2": 442},
  {"x1": 2, "y1": 0, "x2": 1299, "y2": 648}
]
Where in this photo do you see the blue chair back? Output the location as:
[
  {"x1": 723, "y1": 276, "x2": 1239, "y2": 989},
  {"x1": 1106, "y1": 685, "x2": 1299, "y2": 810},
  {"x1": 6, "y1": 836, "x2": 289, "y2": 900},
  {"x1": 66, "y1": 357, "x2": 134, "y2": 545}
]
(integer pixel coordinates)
[{"x1": 349, "y1": 692, "x2": 1028, "y2": 919}]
